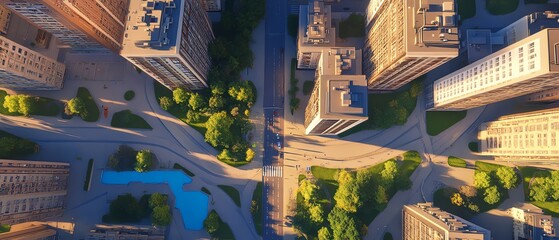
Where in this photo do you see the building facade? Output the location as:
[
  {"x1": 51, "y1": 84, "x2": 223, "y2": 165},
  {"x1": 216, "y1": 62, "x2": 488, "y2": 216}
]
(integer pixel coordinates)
[
  {"x1": 0, "y1": 5, "x2": 11, "y2": 34},
  {"x1": 87, "y1": 224, "x2": 165, "y2": 240},
  {"x1": 296, "y1": 0, "x2": 335, "y2": 69},
  {"x1": 403, "y1": 203, "x2": 491, "y2": 240},
  {"x1": 3, "y1": 0, "x2": 127, "y2": 51},
  {"x1": 202, "y1": 0, "x2": 220, "y2": 11},
  {"x1": 430, "y1": 28, "x2": 559, "y2": 110},
  {"x1": 304, "y1": 48, "x2": 368, "y2": 135},
  {"x1": 478, "y1": 108, "x2": 559, "y2": 161},
  {"x1": 363, "y1": 0, "x2": 458, "y2": 90},
  {"x1": 510, "y1": 206, "x2": 556, "y2": 240},
  {"x1": 526, "y1": 87, "x2": 559, "y2": 103},
  {"x1": 121, "y1": 0, "x2": 214, "y2": 90},
  {"x1": 0, "y1": 222, "x2": 57, "y2": 240},
  {"x1": 0, "y1": 159, "x2": 70, "y2": 225},
  {"x1": 0, "y1": 36, "x2": 65, "y2": 90}
]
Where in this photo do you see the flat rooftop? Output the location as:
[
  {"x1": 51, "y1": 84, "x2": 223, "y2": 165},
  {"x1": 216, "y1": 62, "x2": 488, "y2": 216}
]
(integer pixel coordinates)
[
  {"x1": 121, "y1": 0, "x2": 181, "y2": 56},
  {"x1": 298, "y1": 0, "x2": 336, "y2": 48},
  {"x1": 405, "y1": 0, "x2": 459, "y2": 56},
  {"x1": 318, "y1": 74, "x2": 368, "y2": 120},
  {"x1": 320, "y1": 47, "x2": 362, "y2": 75}
]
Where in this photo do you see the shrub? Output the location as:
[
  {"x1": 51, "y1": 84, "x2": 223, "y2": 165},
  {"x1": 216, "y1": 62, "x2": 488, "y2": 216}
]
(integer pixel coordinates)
[
  {"x1": 135, "y1": 149, "x2": 154, "y2": 172},
  {"x1": 124, "y1": 90, "x2": 135, "y2": 101}
]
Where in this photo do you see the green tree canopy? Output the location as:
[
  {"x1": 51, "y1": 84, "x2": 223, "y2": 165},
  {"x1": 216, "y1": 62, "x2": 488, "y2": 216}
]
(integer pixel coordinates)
[
  {"x1": 172, "y1": 88, "x2": 189, "y2": 104},
  {"x1": 450, "y1": 193, "x2": 464, "y2": 206},
  {"x1": 245, "y1": 148, "x2": 255, "y2": 162},
  {"x1": 152, "y1": 205, "x2": 171, "y2": 226},
  {"x1": 108, "y1": 194, "x2": 143, "y2": 222},
  {"x1": 328, "y1": 207, "x2": 360, "y2": 240},
  {"x1": 158, "y1": 96, "x2": 173, "y2": 111},
  {"x1": 3, "y1": 95, "x2": 33, "y2": 116},
  {"x1": 318, "y1": 227, "x2": 332, "y2": 240},
  {"x1": 459, "y1": 185, "x2": 477, "y2": 198},
  {"x1": 474, "y1": 171, "x2": 491, "y2": 189},
  {"x1": 530, "y1": 177, "x2": 551, "y2": 202},
  {"x1": 483, "y1": 186, "x2": 501, "y2": 205},
  {"x1": 0, "y1": 136, "x2": 38, "y2": 158},
  {"x1": 208, "y1": 95, "x2": 225, "y2": 110},
  {"x1": 67, "y1": 97, "x2": 86, "y2": 114},
  {"x1": 308, "y1": 203, "x2": 324, "y2": 224},
  {"x1": 204, "y1": 111, "x2": 234, "y2": 148},
  {"x1": 299, "y1": 179, "x2": 319, "y2": 203},
  {"x1": 356, "y1": 170, "x2": 375, "y2": 203},
  {"x1": 496, "y1": 167, "x2": 518, "y2": 189},
  {"x1": 189, "y1": 92, "x2": 206, "y2": 111},
  {"x1": 334, "y1": 170, "x2": 360, "y2": 212},
  {"x1": 107, "y1": 145, "x2": 136, "y2": 171},
  {"x1": 135, "y1": 149, "x2": 154, "y2": 172},
  {"x1": 381, "y1": 161, "x2": 399, "y2": 185},
  {"x1": 204, "y1": 210, "x2": 221, "y2": 234},
  {"x1": 550, "y1": 171, "x2": 559, "y2": 200},
  {"x1": 149, "y1": 193, "x2": 168, "y2": 208},
  {"x1": 228, "y1": 80, "x2": 255, "y2": 103}
]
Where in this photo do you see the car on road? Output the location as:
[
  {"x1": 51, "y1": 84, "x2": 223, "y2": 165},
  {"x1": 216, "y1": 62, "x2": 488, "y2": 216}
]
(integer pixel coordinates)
[
  {"x1": 277, "y1": 141, "x2": 281, "y2": 149},
  {"x1": 276, "y1": 133, "x2": 280, "y2": 139}
]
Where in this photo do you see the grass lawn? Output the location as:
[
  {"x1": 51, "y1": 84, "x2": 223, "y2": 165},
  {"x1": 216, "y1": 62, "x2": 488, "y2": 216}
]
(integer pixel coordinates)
[
  {"x1": 486, "y1": 0, "x2": 519, "y2": 15},
  {"x1": 83, "y1": 159, "x2": 94, "y2": 191},
  {"x1": 448, "y1": 156, "x2": 467, "y2": 168},
  {"x1": 457, "y1": 0, "x2": 476, "y2": 19},
  {"x1": 173, "y1": 163, "x2": 195, "y2": 177},
  {"x1": 124, "y1": 90, "x2": 135, "y2": 101},
  {"x1": 77, "y1": 87, "x2": 100, "y2": 122},
  {"x1": 0, "y1": 224, "x2": 10, "y2": 233},
  {"x1": 533, "y1": 201, "x2": 559, "y2": 217},
  {"x1": 218, "y1": 185, "x2": 241, "y2": 207},
  {"x1": 518, "y1": 166, "x2": 559, "y2": 217},
  {"x1": 251, "y1": 182, "x2": 263, "y2": 235},
  {"x1": 338, "y1": 13, "x2": 365, "y2": 38},
  {"x1": 426, "y1": 111, "x2": 467, "y2": 136},
  {"x1": 208, "y1": 210, "x2": 235, "y2": 240},
  {"x1": 111, "y1": 110, "x2": 152, "y2": 129},
  {"x1": 310, "y1": 166, "x2": 339, "y2": 181},
  {"x1": 0, "y1": 90, "x2": 61, "y2": 116},
  {"x1": 400, "y1": 151, "x2": 422, "y2": 178},
  {"x1": 303, "y1": 81, "x2": 314, "y2": 95},
  {"x1": 475, "y1": 161, "x2": 506, "y2": 173},
  {"x1": 468, "y1": 142, "x2": 479, "y2": 152},
  {"x1": 298, "y1": 174, "x2": 306, "y2": 183}
]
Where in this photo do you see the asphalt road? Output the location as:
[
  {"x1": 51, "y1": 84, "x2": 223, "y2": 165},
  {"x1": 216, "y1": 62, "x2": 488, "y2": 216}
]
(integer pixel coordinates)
[{"x1": 262, "y1": 0, "x2": 287, "y2": 238}]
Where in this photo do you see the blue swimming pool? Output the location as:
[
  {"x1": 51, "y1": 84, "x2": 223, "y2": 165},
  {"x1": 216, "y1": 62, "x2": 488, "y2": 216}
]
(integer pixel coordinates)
[{"x1": 101, "y1": 170, "x2": 209, "y2": 230}]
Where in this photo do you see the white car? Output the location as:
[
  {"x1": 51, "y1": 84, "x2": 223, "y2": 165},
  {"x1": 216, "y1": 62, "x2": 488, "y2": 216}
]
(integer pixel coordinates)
[{"x1": 277, "y1": 141, "x2": 281, "y2": 149}]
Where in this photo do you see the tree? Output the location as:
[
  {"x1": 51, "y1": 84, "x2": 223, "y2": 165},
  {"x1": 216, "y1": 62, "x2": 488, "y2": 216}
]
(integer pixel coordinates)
[
  {"x1": 0, "y1": 136, "x2": 38, "y2": 158},
  {"x1": 152, "y1": 205, "x2": 171, "y2": 226},
  {"x1": 217, "y1": 149, "x2": 235, "y2": 161},
  {"x1": 468, "y1": 203, "x2": 480, "y2": 213},
  {"x1": 245, "y1": 148, "x2": 255, "y2": 162},
  {"x1": 459, "y1": 185, "x2": 478, "y2": 198},
  {"x1": 381, "y1": 161, "x2": 398, "y2": 185},
  {"x1": 318, "y1": 227, "x2": 332, "y2": 240},
  {"x1": 188, "y1": 93, "x2": 206, "y2": 111},
  {"x1": 205, "y1": 111, "x2": 234, "y2": 148},
  {"x1": 108, "y1": 145, "x2": 136, "y2": 171},
  {"x1": 299, "y1": 179, "x2": 319, "y2": 203},
  {"x1": 67, "y1": 97, "x2": 86, "y2": 114},
  {"x1": 496, "y1": 167, "x2": 518, "y2": 189},
  {"x1": 230, "y1": 106, "x2": 239, "y2": 117},
  {"x1": 135, "y1": 149, "x2": 154, "y2": 172},
  {"x1": 208, "y1": 95, "x2": 225, "y2": 110},
  {"x1": 185, "y1": 110, "x2": 201, "y2": 123},
  {"x1": 374, "y1": 185, "x2": 388, "y2": 205},
  {"x1": 450, "y1": 193, "x2": 464, "y2": 206},
  {"x1": 159, "y1": 96, "x2": 173, "y2": 110},
  {"x1": 204, "y1": 210, "x2": 221, "y2": 234},
  {"x1": 483, "y1": 186, "x2": 501, "y2": 205},
  {"x1": 530, "y1": 177, "x2": 551, "y2": 202},
  {"x1": 334, "y1": 170, "x2": 360, "y2": 212},
  {"x1": 474, "y1": 171, "x2": 491, "y2": 189},
  {"x1": 309, "y1": 203, "x2": 324, "y2": 223},
  {"x1": 328, "y1": 207, "x2": 360, "y2": 240},
  {"x1": 550, "y1": 171, "x2": 559, "y2": 200},
  {"x1": 172, "y1": 88, "x2": 189, "y2": 104},
  {"x1": 228, "y1": 80, "x2": 255, "y2": 103},
  {"x1": 149, "y1": 193, "x2": 168, "y2": 208},
  {"x1": 356, "y1": 170, "x2": 375, "y2": 203},
  {"x1": 107, "y1": 193, "x2": 142, "y2": 222},
  {"x1": 3, "y1": 95, "x2": 33, "y2": 116}
]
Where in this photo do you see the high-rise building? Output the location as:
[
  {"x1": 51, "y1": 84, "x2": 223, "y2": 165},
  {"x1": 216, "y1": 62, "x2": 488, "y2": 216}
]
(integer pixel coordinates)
[
  {"x1": 304, "y1": 48, "x2": 368, "y2": 135},
  {"x1": 3, "y1": 0, "x2": 128, "y2": 51},
  {"x1": 526, "y1": 87, "x2": 559, "y2": 103},
  {"x1": 0, "y1": 221, "x2": 57, "y2": 240},
  {"x1": 0, "y1": 35, "x2": 65, "y2": 89},
  {"x1": 202, "y1": 0, "x2": 220, "y2": 11},
  {"x1": 403, "y1": 203, "x2": 491, "y2": 240},
  {"x1": 0, "y1": 159, "x2": 70, "y2": 225},
  {"x1": 429, "y1": 28, "x2": 559, "y2": 110},
  {"x1": 478, "y1": 108, "x2": 559, "y2": 161},
  {"x1": 296, "y1": 0, "x2": 335, "y2": 69},
  {"x1": 510, "y1": 205, "x2": 556, "y2": 240},
  {"x1": 87, "y1": 224, "x2": 166, "y2": 240},
  {"x1": 363, "y1": 0, "x2": 458, "y2": 91},
  {"x1": 0, "y1": 5, "x2": 11, "y2": 34},
  {"x1": 121, "y1": 0, "x2": 214, "y2": 90}
]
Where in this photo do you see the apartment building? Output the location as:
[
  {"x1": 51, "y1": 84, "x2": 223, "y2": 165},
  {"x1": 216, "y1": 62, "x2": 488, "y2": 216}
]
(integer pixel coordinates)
[
  {"x1": 510, "y1": 205, "x2": 556, "y2": 240},
  {"x1": 296, "y1": 0, "x2": 336, "y2": 69},
  {"x1": 87, "y1": 224, "x2": 165, "y2": 240},
  {"x1": 526, "y1": 87, "x2": 559, "y2": 103},
  {"x1": 2, "y1": 0, "x2": 127, "y2": 51},
  {"x1": 364, "y1": 0, "x2": 458, "y2": 90},
  {"x1": 0, "y1": 36, "x2": 65, "y2": 89},
  {"x1": 0, "y1": 222, "x2": 57, "y2": 240},
  {"x1": 403, "y1": 203, "x2": 491, "y2": 240},
  {"x1": 429, "y1": 28, "x2": 559, "y2": 110},
  {"x1": 304, "y1": 48, "x2": 368, "y2": 135},
  {"x1": 478, "y1": 108, "x2": 559, "y2": 161},
  {"x1": 121, "y1": 0, "x2": 214, "y2": 90},
  {"x1": 0, "y1": 5, "x2": 11, "y2": 34},
  {"x1": 0, "y1": 159, "x2": 70, "y2": 225}
]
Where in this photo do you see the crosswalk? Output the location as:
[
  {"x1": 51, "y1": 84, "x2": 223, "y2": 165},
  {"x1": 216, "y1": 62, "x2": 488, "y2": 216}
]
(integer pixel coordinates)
[{"x1": 263, "y1": 165, "x2": 283, "y2": 177}]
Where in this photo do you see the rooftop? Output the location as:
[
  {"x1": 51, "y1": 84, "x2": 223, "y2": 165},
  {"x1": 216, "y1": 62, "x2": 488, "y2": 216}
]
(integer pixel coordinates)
[
  {"x1": 319, "y1": 47, "x2": 361, "y2": 75},
  {"x1": 298, "y1": 0, "x2": 336, "y2": 48},
  {"x1": 121, "y1": 0, "x2": 181, "y2": 56}
]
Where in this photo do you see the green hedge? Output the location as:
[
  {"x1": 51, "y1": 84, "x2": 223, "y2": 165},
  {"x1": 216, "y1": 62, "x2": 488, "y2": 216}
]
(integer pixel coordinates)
[
  {"x1": 124, "y1": 90, "x2": 135, "y2": 101},
  {"x1": 251, "y1": 182, "x2": 263, "y2": 235},
  {"x1": 448, "y1": 156, "x2": 467, "y2": 168},
  {"x1": 173, "y1": 163, "x2": 195, "y2": 177},
  {"x1": 77, "y1": 87, "x2": 100, "y2": 122},
  {"x1": 111, "y1": 110, "x2": 152, "y2": 129},
  {"x1": 218, "y1": 185, "x2": 241, "y2": 207},
  {"x1": 83, "y1": 159, "x2": 94, "y2": 191}
]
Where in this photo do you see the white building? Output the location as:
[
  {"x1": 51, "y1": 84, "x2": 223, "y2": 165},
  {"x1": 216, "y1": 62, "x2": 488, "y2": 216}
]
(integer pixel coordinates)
[
  {"x1": 0, "y1": 36, "x2": 65, "y2": 90},
  {"x1": 478, "y1": 108, "x2": 559, "y2": 161},
  {"x1": 121, "y1": 0, "x2": 214, "y2": 90},
  {"x1": 526, "y1": 87, "x2": 559, "y2": 103},
  {"x1": 510, "y1": 205, "x2": 556, "y2": 240},
  {"x1": 430, "y1": 28, "x2": 559, "y2": 110}
]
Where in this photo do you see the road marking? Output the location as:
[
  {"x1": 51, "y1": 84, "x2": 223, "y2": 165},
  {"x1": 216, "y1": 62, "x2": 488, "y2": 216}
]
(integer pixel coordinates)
[{"x1": 263, "y1": 165, "x2": 283, "y2": 178}]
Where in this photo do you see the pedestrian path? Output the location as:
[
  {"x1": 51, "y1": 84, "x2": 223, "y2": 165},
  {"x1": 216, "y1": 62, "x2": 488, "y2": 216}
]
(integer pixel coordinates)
[{"x1": 263, "y1": 165, "x2": 283, "y2": 177}]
